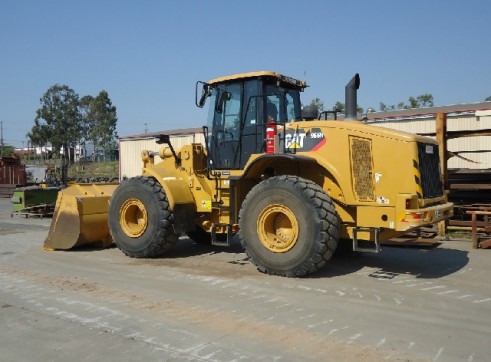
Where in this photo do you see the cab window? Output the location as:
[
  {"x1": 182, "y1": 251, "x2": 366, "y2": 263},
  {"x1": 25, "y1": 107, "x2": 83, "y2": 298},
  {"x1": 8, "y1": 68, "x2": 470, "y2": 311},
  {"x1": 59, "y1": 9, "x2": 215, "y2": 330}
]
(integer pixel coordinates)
[
  {"x1": 215, "y1": 84, "x2": 241, "y2": 140},
  {"x1": 264, "y1": 84, "x2": 302, "y2": 124}
]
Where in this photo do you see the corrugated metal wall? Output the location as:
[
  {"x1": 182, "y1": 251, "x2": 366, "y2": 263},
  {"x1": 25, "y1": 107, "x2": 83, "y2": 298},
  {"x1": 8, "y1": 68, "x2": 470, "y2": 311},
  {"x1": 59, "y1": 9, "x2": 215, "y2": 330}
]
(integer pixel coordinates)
[
  {"x1": 119, "y1": 133, "x2": 205, "y2": 179},
  {"x1": 371, "y1": 110, "x2": 491, "y2": 170},
  {"x1": 373, "y1": 117, "x2": 437, "y2": 134}
]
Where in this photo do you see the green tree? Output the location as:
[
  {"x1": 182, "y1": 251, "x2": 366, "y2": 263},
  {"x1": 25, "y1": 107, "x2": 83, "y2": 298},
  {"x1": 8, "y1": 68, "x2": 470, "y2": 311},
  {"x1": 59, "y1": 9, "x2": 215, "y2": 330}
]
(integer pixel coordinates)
[
  {"x1": 332, "y1": 101, "x2": 364, "y2": 115},
  {"x1": 379, "y1": 94, "x2": 434, "y2": 111},
  {"x1": 79, "y1": 95, "x2": 94, "y2": 161},
  {"x1": 408, "y1": 97, "x2": 419, "y2": 109},
  {"x1": 29, "y1": 84, "x2": 82, "y2": 183},
  {"x1": 416, "y1": 94, "x2": 434, "y2": 107},
  {"x1": 307, "y1": 99, "x2": 365, "y2": 118},
  {"x1": 379, "y1": 102, "x2": 390, "y2": 111},
  {"x1": 26, "y1": 122, "x2": 51, "y2": 161},
  {"x1": 0, "y1": 144, "x2": 15, "y2": 156},
  {"x1": 334, "y1": 101, "x2": 345, "y2": 113},
  {"x1": 84, "y1": 90, "x2": 118, "y2": 161},
  {"x1": 308, "y1": 98, "x2": 324, "y2": 112}
]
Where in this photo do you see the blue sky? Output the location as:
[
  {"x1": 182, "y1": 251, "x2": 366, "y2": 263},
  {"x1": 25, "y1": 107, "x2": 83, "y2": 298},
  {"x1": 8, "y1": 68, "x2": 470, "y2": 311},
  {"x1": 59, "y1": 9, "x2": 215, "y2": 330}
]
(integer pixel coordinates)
[{"x1": 1, "y1": 0, "x2": 490, "y2": 147}]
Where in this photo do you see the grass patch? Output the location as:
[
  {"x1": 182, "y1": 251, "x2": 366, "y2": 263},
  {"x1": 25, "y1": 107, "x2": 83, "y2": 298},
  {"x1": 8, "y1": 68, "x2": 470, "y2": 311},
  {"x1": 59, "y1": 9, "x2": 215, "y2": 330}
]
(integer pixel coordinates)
[
  {"x1": 446, "y1": 229, "x2": 471, "y2": 240},
  {"x1": 69, "y1": 161, "x2": 119, "y2": 180}
]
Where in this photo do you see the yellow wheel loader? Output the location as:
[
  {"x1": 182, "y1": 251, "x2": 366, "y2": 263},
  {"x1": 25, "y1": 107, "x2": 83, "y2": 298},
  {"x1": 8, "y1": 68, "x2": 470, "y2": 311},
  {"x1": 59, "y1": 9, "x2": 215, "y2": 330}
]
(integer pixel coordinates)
[{"x1": 45, "y1": 71, "x2": 453, "y2": 277}]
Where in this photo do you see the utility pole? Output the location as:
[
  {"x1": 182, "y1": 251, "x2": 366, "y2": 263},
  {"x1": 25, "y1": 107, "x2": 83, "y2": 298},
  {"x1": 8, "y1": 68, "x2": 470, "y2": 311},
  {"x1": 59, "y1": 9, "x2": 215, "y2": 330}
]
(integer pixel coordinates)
[
  {"x1": 144, "y1": 123, "x2": 148, "y2": 134},
  {"x1": 0, "y1": 121, "x2": 4, "y2": 157}
]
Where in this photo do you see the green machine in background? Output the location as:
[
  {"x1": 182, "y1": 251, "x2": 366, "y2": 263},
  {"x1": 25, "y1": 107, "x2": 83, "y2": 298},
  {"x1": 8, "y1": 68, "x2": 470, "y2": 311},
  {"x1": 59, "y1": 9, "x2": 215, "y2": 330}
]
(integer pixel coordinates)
[{"x1": 11, "y1": 186, "x2": 60, "y2": 216}]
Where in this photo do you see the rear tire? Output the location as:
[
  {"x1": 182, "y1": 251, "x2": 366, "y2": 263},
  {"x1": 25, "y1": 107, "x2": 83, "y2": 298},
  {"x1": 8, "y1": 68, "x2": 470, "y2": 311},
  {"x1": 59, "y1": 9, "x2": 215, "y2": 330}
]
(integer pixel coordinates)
[
  {"x1": 108, "y1": 176, "x2": 178, "y2": 258},
  {"x1": 239, "y1": 175, "x2": 340, "y2": 277}
]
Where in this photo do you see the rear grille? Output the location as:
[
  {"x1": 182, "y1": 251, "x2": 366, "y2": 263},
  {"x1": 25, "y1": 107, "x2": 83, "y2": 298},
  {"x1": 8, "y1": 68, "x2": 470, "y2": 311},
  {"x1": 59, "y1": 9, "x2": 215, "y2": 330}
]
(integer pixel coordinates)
[
  {"x1": 416, "y1": 143, "x2": 443, "y2": 198},
  {"x1": 350, "y1": 136, "x2": 375, "y2": 201}
]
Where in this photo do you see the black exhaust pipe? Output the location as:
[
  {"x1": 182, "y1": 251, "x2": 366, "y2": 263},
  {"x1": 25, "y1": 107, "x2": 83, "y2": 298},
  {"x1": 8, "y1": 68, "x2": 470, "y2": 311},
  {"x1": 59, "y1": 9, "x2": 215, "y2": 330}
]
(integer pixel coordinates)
[{"x1": 345, "y1": 73, "x2": 360, "y2": 121}]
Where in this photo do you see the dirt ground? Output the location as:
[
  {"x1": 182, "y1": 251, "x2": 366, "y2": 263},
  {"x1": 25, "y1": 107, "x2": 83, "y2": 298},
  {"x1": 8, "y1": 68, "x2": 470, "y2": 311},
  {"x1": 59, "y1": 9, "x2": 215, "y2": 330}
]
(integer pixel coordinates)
[{"x1": 1, "y1": 198, "x2": 490, "y2": 361}]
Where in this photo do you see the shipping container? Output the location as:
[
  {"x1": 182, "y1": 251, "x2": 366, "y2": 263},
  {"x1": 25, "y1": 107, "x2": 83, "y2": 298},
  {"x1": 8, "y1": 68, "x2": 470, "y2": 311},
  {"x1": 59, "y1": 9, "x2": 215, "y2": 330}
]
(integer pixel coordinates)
[{"x1": 0, "y1": 157, "x2": 26, "y2": 185}]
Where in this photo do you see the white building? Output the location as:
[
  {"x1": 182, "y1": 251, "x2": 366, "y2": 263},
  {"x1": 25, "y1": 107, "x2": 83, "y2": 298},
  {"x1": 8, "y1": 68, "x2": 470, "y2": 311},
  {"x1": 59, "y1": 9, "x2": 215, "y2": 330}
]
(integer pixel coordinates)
[
  {"x1": 118, "y1": 128, "x2": 204, "y2": 179},
  {"x1": 366, "y1": 103, "x2": 491, "y2": 170}
]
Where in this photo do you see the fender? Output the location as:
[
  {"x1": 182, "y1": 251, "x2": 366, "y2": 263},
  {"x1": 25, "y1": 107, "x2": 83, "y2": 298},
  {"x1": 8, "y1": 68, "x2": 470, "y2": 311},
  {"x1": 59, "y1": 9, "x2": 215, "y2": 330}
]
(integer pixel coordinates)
[
  {"x1": 236, "y1": 153, "x2": 318, "y2": 180},
  {"x1": 235, "y1": 153, "x2": 344, "y2": 188},
  {"x1": 238, "y1": 153, "x2": 344, "y2": 187},
  {"x1": 142, "y1": 167, "x2": 195, "y2": 209},
  {"x1": 229, "y1": 153, "x2": 348, "y2": 224},
  {"x1": 142, "y1": 167, "x2": 197, "y2": 233}
]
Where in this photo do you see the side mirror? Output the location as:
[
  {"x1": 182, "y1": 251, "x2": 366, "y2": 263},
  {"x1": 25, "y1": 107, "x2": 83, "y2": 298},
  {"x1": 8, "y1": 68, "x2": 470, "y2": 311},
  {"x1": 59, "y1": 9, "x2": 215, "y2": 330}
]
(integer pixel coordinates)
[{"x1": 196, "y1": 81, "x2": 210, "y2": 108}]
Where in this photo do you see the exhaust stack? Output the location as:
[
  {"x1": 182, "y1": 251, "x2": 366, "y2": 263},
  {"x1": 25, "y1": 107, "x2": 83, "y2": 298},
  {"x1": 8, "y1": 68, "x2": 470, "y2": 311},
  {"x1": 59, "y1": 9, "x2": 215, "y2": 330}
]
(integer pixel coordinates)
[{"x1": 345, "y1": 73, "x2": 360, "y2": 121}]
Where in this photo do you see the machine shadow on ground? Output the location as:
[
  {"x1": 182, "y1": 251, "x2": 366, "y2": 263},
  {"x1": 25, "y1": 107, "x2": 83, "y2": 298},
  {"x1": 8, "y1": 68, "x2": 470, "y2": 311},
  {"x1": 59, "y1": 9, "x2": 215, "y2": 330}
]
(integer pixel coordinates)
[
  {"x1": 150, "y1": 236, "x2": 471, "y2": 280},
  {"x1": 46, "y1": 235, "x2": 470, "y2": 281},
  {"x1": 63, "y1": 237, "x2": 244, "y2": 259},
  {"x1": 167, "y1": 236, "x2": 245, "y2": 258},
  {"x1": 313, "y1": 243, "x2": 470, "y2": 279}
]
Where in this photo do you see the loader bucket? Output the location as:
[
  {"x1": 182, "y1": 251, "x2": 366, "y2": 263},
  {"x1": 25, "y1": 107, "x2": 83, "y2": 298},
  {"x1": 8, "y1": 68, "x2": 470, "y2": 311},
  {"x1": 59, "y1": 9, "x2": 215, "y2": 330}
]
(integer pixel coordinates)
[{"x1": 44, "y1": 183, "x2": 119, "y2": 250}]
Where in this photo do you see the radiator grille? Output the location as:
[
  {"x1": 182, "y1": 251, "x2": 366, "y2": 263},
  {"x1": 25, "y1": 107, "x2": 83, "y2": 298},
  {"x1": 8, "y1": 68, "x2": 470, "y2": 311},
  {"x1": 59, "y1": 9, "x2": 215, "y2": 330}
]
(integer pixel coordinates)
[
  {"x1": 350, "y1": 137, "x2": 375, "y2": 201},
  {"x1": 416, "y1": 143, "x2": 443, "y2": 198}
]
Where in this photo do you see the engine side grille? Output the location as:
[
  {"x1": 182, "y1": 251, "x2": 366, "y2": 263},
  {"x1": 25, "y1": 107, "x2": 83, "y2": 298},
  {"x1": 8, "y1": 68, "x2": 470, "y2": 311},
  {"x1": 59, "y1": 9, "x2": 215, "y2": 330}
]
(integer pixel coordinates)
[
  {"x1": 416, "y1": 142, "x2": 443, "y2": 198},
  {"x1": 350, "y1": 136, "x2": 375, "y2": 201}
]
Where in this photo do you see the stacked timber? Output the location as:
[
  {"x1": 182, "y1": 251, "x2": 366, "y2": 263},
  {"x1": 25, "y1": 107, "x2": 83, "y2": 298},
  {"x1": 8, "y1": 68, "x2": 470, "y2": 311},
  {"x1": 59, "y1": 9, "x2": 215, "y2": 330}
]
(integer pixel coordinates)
[{"x1": 448, "y1": 169, "x2": 491, "y2": 228}]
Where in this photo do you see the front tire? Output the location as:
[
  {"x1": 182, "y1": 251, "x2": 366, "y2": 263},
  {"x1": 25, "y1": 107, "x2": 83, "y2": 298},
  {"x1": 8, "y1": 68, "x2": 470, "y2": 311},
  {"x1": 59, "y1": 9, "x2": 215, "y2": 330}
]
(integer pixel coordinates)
[
  {"x1": 108, "y1": 176, "x2": 178, "y2": 258},
  {"x1": 239, "y1": 175, "x2": 340, "y2": 277}
]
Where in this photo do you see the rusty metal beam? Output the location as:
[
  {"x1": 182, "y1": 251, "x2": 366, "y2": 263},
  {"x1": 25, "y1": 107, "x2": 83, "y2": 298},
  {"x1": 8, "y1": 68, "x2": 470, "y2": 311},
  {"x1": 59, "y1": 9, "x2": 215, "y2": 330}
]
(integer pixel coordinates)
[
  {"x1": 450, "y1": 184, "x2": 491, "y2": 190},
  {"x1": 479, "y1": 238, "x2": 491, "y2": 249},
  {"x1": 365, "y1": 102, "x2": 491, "y2": 121},
  {"x1": 449, "y1": 219, "x2": 489, "y2": 228},
  {"x1": 466, "y1": 210, "x2": 491, "y2": 249},
  {"x1": 436, "y1": 113, "x2": 448, "y2": 236},
  {"x1": 436, "y1": 113, "x2": 448, "y2": 188},
  {"x1": 447, "y1": 129, "x2": 491, "y2": 139},
  {"x1": 385, "y1": 128, "x2": 491, "y2": 139},
  {"x1": 471, "y1": 212, "x2": 478, "y2": 249}
]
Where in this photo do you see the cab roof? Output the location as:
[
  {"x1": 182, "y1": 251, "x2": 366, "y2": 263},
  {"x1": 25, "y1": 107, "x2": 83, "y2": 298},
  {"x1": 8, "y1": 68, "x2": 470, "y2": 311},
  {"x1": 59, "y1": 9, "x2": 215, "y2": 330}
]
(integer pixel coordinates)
[{"x1": 208, "y1": 71, "x2": 307, "y2": 89}]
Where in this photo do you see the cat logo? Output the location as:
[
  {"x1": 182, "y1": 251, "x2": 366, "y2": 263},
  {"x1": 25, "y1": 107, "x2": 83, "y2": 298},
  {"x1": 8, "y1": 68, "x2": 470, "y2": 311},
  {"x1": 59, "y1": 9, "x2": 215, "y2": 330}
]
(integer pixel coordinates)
[
  {"x1": 281, "y1": 128, "x2": 326, "y2": 152},
  {"x1": 288, "y1": 141, "x2": 302, "y2": 149},
  {"x1": 285, "y1": 133, "x2": 307, "y2": 149}
]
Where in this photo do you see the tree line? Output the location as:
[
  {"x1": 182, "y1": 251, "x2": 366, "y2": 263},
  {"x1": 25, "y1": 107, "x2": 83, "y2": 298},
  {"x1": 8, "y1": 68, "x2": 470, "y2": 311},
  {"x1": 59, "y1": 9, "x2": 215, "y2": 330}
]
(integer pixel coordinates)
[
  {"x1": 308, "y1": 93, "x2": 434, "y2": 115},
  {"x1": 28, "y1": 84, "x2": 117, "y2": 183}
]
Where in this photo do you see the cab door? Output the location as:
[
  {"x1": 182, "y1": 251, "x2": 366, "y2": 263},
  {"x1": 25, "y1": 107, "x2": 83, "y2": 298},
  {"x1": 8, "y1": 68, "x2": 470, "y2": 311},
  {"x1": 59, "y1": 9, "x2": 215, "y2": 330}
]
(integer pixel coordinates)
[{"x1": 209, "y1": 83, "x2": 242, "y2": 169}]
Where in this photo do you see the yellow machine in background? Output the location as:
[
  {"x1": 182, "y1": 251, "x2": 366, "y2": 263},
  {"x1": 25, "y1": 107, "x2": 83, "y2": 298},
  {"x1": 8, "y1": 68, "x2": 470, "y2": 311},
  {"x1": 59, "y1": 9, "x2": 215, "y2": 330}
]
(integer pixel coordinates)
[{"x1": 45, "y1": 71, "x2": 453, "y2": 277}]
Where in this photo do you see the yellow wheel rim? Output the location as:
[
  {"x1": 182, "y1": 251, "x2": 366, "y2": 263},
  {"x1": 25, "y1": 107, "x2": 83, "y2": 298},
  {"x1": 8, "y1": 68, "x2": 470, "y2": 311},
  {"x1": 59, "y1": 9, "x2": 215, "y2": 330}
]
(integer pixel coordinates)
[
  {"x1": 257, "y1": 204, "x2": 298, "y2": 253},
  {"x1": 120, "y1": 199, "x2": 148, "y2": 238}
]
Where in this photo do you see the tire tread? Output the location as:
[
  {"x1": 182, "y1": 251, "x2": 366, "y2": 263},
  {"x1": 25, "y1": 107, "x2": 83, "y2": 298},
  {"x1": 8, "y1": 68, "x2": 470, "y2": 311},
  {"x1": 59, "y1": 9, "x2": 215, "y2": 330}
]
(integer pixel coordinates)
[
  {"x1": 239, "y1": 175, "x2": 340, "y2": 277},
  {"x1": 109, "y1": 176, "x2": 177, "y2": 258}
]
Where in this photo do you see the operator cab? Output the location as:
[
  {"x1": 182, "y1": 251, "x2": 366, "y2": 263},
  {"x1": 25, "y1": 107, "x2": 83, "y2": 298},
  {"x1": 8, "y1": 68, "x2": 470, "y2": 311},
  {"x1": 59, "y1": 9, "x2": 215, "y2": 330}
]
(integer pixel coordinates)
[{"x1": 196, "y1": 71, "x2": 306, "y2": 169}]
